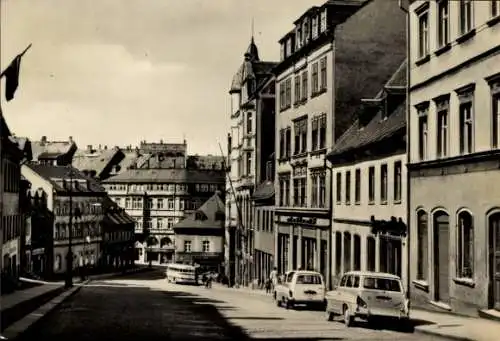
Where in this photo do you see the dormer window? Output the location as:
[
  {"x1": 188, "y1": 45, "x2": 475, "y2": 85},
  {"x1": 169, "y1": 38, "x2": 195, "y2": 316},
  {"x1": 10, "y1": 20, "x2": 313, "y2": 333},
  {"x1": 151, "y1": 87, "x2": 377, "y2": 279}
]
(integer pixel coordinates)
[
  {"x1": 320, "y1": 10, "x2": 327, "y2": 32},
  {"x1": 295, "y1": 27, "x2": 302, "y2": 50},
  {"x1": 280, "y1": 43, "x2": 285, "y2": 61},
  {"x1": 302, "y1": 18, "x2": 309, "y2": 44},
  {"x1": 195, "y1": 212, "x2": 206, "y2": 221},
  {"x1": 312, "y1": 16, "x2": 319, "y2": 39}
]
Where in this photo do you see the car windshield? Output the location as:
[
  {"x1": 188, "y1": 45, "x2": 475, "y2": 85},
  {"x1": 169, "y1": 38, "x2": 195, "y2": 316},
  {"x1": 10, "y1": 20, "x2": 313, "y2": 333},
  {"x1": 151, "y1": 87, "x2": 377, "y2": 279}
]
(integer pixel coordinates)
[
  {"x1": 296, "y1": 274, "x2": 322, "y2": 285},
  {"x1": 363, "y1": 277, "x2": 401, "y2": 292}
]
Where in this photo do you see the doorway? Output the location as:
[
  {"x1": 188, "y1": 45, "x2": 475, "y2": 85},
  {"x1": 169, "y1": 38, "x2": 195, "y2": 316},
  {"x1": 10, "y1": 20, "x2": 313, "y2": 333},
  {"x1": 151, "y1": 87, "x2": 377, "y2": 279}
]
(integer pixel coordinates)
[
  {"x1": 489, "y1": 212, "x2": 500, "y2": 310},
  {"x1": 433, "y1": 211, "x2": 450, "y2": 303}
]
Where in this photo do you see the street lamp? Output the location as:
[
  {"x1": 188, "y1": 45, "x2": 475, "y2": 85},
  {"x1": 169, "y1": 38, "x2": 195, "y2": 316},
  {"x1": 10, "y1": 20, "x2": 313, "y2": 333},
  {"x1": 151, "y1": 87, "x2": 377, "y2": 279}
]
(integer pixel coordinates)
[{"x1": 324, "y1": 157, "x2": 334, "y2": 290}]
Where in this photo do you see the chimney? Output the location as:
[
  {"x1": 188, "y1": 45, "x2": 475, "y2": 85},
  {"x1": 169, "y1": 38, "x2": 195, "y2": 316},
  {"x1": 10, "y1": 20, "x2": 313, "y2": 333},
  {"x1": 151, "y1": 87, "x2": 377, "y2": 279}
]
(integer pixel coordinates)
[
  {"x1": 41, "y1": 136, "x2": 47, "y2": 145},
  {"x1": 87, "y1": 145, "x2": 92, "y2": 153},
  {"x1": 160, "y1": 139, "x2": 163, "y2": 144},
  {"x1": 104, "y1": 145, "x2": 108, "y2": 150},
  {"x1": 98, "y1": 144, "x2": 102, "y2": 150},
  {"x1": 69, "y1": 136, "x2": 73, "y2": 144}
]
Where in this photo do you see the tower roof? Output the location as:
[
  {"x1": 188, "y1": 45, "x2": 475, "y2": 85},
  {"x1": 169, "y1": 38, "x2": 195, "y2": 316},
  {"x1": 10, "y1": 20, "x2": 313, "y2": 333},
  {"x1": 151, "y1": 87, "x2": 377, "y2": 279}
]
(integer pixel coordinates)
[{"x1": 244, "y1": 37, "x2": 259, "y2": 61}]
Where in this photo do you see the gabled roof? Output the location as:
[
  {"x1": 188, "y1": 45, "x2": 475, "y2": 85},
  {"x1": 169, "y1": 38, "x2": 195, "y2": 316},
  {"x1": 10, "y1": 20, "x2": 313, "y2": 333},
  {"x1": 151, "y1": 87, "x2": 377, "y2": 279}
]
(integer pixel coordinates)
[
  {"x1": 25, "y1": 164, "x2": 106, "y2": 194},
  {"x1": 327, "y1": 61, "x2": 407, "y2": 158},
  {"x1": 117, "y1": 151, "x2": 140, "y2": 172},
  {"x1": 102, "y1": 168, "x2": 225, "y2": 184},
  {"x1": 31, "y1": 139, "x2": 76, "y2": 161},
  {"x1": 72, "y1": 147, "x2": 123, "y2": 176},
  {"x1": 173, "y1": 192, "x2": 225, "y2": 230}
]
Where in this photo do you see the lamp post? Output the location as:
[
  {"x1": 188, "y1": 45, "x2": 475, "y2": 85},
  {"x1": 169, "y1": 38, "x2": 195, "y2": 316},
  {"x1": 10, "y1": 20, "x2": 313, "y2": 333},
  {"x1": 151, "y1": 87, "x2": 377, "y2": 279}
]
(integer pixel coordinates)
[
  {"x1": 65, "y1": 168, "x2": 75, "y2": 289},
  {"x1": 324, "y1": 157, "x2": 334, "y2": 290}
]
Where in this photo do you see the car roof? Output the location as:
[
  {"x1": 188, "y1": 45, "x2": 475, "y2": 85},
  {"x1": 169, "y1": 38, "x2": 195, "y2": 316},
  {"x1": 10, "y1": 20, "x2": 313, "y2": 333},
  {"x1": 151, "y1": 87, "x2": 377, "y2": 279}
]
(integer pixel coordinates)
[
  {"x1": 286, "y1": 270, "x2": 322, "y2": 276},
  {"x1": 343, "y1": 271, "x2": 401, "y2": 280}
]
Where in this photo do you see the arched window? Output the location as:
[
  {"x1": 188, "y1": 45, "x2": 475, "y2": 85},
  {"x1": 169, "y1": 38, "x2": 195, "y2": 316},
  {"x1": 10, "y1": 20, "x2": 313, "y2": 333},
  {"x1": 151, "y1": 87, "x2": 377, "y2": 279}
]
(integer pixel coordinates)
[
  {"x1": 54, "y1": 254, "x2": 62, "y2": 271},
  {"x1": 457, "y1": 210, "x2": 474, "y2": 278},
  {"x1": 344, "y1": 232, "x2": 351, "y2": 272},
  {"x1": 417, "y1": 210, "x2": 428, "y2": 281},
  {"x1": 55, "y1": 223, "x2": 60, "y2": 239}
]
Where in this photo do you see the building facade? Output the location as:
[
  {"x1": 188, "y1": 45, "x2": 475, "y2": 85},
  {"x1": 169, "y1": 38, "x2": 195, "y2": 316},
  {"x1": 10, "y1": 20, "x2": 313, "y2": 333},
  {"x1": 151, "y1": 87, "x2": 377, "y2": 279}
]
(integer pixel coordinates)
[
  {"x1": 21, "y1": 164, "x2": 106, "y2": 277},
  {"x1": 327, "y1": 62, "x2": 408, "y2": 288},
  {"x1": 274, "y1": 0, "x2": 406, "y2": 288},
  {"x1": 102, "y1": 169, "x2": 225, "y2": 265},
  {"x1": 408, "y1": 0, "x2": 500, "y2": 316},
  {"x1": 251, "y1": 155, "x2": 276, "y2": 284},
  {"x1": 226, "y1": 38, "x2": 277, "y2": 286},
  {"x1": 173, "y1": 192, "x2": 225, "y2": 272}
]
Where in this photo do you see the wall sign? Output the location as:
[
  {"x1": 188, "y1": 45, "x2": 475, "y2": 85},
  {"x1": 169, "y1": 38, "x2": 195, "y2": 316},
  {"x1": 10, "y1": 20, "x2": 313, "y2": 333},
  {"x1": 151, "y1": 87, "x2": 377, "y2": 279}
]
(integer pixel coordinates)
[{"x1": 286, "y1": 216, "x2": 317, "y2": 225}]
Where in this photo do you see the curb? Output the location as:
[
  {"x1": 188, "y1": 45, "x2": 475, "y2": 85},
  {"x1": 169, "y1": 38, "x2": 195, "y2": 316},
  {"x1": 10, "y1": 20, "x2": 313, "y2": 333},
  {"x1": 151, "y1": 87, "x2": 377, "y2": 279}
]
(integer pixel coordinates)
[
  {"x1": 2, "y1": 280, "x2": 89, "y2": 340},
  {"x1": 414, "y1": 327, "x2": 475, "y2": 341}
]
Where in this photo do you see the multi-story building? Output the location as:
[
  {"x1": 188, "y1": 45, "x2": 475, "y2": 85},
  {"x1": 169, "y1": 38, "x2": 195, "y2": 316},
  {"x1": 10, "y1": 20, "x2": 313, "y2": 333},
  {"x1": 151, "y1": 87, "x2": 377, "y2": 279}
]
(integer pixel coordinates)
[
  {"x1": 173, "y1": 191, "x2": 225, "y2": 272},
  {"x1": 251, "y1": 154, "x2": 276, "y2": 283},
  {"x1": 21, "y1": 164, "x2": 106, "y2": 277},
  {"x1": 226, "y1": 37, "x2": 277, "y2": 286},
  {"x1": 274, "y1": 0, "x2": 406, "y2": 288},
  {"x1": 30, "y1": 135, "x2": 77, "y2": 166},
  {"x1": 135, "y1": 140, "x2": 187, "y2": 169},
  {"x1": 407, "y1": 0, "x2": 500, "y2": 316},
  {"x1": 326, "y1": 62, "x2": 408, "y2": 288},
  {"x1": 1, "y1": 114, "x2": 30, "y2": 286},
  {"x1": 102, "y1": 168, "x2": 225, "y2": 265}
]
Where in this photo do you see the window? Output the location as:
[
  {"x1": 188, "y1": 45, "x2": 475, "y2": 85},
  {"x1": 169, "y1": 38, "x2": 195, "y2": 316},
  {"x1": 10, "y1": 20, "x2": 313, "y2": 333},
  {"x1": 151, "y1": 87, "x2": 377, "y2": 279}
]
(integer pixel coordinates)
[
  {"x1": 302, "y1": 18, "x2": 309, "y2": 44},
  {"x1": 294, "y1": 76, "x2": 301, "y2": 104},
  {"x1": 301, "y1": 71, "x2": 308, "y2": 101},
  {"x1": 379, "y1": 164, "x2": 387, "y2": 203},
  {"x1": 279, "y1": 176, "x2": 290, "y2": 206},
  {"x1": 157, "y1": 218, "x2": 163, "y2": 229},
  {"x1": 320, "y1": 10, "x2": 327, "y2": 32},
  {"x1": 353, "y1": 234, "x2": 361, "y2": 271},
  {"x1": 293, "y1": 178, "x2": 306, "y2": 207},
  {"x1": 320, "y1": 57, "x2": 327, "y2": 90},
  {"x1": 280, "y1": 43, "x2": 285, "y2": 61},
  {"x1": 436, "y1": 99, "x2": 449, "y2": 158},
  {"x1": 319, "y1": 173, "x2": 325, "y2": 208},
  {"x1": 246, "y1": 112, "x2": 252, "y2": 134},
  {"x1": 184, "y1": 240, "x2": 191, "y2": 252},
  {"x1": 394, "y1": 161, "x2": 402, "y2": 202},
  {"x1": 437, "y1": 0, "x2": 449, "y2": 47},
  {"x1": 367, "y1": 236, "x2": 376, "y2": 271},
  {"x1": 345, "y1": 171, "x2": 351, "y2": 205},
  {"x1": 279, "y1": 82, "x2": 285, "y2": 110},
  {"x1": 125, "y1": 198, "x2": 131, "y2": 208},
  {"x1": 157, "y1": 198, "x2": 164, "y2": 209},
  {"x1": 493, "y1": 1, "x2": 500, "y2": 18},
  {"x1": 363, "y1": 277, "x2": 401, "y2": 292},
  {"x1": 286, "y1": 78, "x2": 292, "y2": 108},
  {"x1": 202, "y1": 240, "x2": 210, "y2": 253},
  {"x1": 417, "y1": 210, "x2": 428, "y2": 281},
  {"x1": 418, "y1": 9, "x2": 429, "y2": 58},
  {"x1": 354, "y1": 169, "x2": 361, "y2": 204},
  {"x1": 344, "y1": 232, "x2": 351, "y2": 273},
  {"x1": 312, "y1": 62, "x2": 319, "y2": 95},
  {"x1": 312, "y1": 16, "x2": 318, "y2": 39},
  {"x1": 319, "y1": 114, "x2": 326, "y2": 149},
  {"x1": 457, "y1": 211, "x2": 474, "y2": 278},
  {"x1": 311, "y1": 174, "x2": 318, "y2": 207},
  {"x1": 368, "y1": 166, "x2": 375, "y2": 203},
  {"x1": 417, "y1": 106, "x2": 429, "y2": 160},
  {"x1": 336, "y1": 172, "x2": 342, "y2": 204},
  {"x1": 311, "y1": 117, "x2": 319, "y2": 151},
  {"x1": 246, "y1": 152, "x2": 252, "y2": 175},
  {"x1": 294, "y1": 118, "x2": 308, "y2": 154},
  {"x1": 279, "y1": 129, "x2": 285, "y2": 158},
  {"x1": 285, "y1": 128, "x2": 291, "y2": 157},
  {"x1": 311, "y1": 171, "x2": 326, "y2": 208},
  {"x1": 491, "y1": 81, "x2": 500, "y2": 148},
  {"x1": 459, "y1": 95, "x2": 474, "y2": 155},
  {"x1": 168, "y1": 198, "x2": 174, "y2": 210},
  {"x1": 459, "y1": 0, "x2": 473, "y2": 35}
]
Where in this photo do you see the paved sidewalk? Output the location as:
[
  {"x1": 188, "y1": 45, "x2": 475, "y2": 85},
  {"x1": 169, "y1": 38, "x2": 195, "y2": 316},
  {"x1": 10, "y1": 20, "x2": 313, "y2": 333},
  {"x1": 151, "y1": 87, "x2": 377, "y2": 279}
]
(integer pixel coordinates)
[
  {"x1": 1, "y1": 283, "x2": 63, "y2": 312},
  {"x1": 212, "y1": 283, "x2": 500, "y2": 341}
]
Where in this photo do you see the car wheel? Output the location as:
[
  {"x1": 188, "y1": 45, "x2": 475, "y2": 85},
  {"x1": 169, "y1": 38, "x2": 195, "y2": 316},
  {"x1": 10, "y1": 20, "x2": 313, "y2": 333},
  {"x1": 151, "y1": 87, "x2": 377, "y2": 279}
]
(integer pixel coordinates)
[
  {"x1": 325, "y1": 310, "x2": 334, "y2": 321},
  {"x1": 285, "y1": 299, "x2": 294, "y2": 310},
  {"x1": 343, "y1": 305, "x2": 353, "y2": 327}
]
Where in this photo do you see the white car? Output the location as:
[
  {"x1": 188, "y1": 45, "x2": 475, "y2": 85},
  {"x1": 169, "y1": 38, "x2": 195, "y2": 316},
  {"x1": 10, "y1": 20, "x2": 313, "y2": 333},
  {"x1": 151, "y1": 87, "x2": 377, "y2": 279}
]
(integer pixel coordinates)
[
  {"x1": 273, "y1": 270, "x2": 326, "y2": 309},
  {"x1": 325, "y1": 271, "x2": 410, "y2": 328}
]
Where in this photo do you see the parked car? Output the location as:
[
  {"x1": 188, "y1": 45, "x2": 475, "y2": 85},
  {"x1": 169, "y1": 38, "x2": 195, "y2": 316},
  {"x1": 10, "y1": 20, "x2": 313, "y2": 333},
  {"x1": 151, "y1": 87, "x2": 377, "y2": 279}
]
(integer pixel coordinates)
[
  {"x1": 325, "y1": 271, "x2": 410, "y2": 328},
  {"x1": 273, "y1": 270, "x2": 326, "y2": 309}
]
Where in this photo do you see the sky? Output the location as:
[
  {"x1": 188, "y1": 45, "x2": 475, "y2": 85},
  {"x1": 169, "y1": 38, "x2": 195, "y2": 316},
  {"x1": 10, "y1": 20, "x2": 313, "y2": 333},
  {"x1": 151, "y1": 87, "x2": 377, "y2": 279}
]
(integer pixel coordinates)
[{"x1": 0, "y1": 0, "x2": 317, "y2": 155}]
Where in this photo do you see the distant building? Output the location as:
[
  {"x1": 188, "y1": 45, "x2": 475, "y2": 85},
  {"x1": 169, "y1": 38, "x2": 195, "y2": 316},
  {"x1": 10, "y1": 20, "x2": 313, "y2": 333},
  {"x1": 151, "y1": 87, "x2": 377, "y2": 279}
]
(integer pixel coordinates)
[
  {"x1": 30, "y1": 136, "x2": 77, "y2": 166},
  {"x1": 172, "y1": 191, "x2": 225, "y2": 272},
  {"x1": 186, "y1": 155, "x2": 226, "y2": 171},
  {"x1": 326, "y1": 62, "x2": 408, "y2": 288},
  {"x1": 226, "y1": 35, "x2": 277, "y2": 286},
  {"x1": 408, "y1": 0, "x2": 500, "y2": 316},
  {"x1": 1, "y1": 114, "x2": 31, "y2": 286},
  {"x1": 102, "y1": 168, "x2": 225, "y2": 265},
  {"x1": 136, "y1": 140, "x2": 187, "y2": 169},
  {"x1": 72, "y1": 145, "x2": 125, "y2": 181},
  {"x1": 21, "y1": 164, "x2": 106, "y2": 277},
  {"x1": 274, "y1": 0, "x2": 406, "y2": 289}
]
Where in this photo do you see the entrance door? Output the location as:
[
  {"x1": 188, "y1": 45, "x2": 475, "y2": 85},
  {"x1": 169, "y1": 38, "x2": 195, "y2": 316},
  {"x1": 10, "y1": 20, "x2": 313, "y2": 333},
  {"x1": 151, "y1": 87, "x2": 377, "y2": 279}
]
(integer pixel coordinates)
[
  {"x1": 489, "y1": 213, "x2": 500, "y2": 310},
  {"x1": 433, "y1": 211, "x2": 450, "y2": 303}
]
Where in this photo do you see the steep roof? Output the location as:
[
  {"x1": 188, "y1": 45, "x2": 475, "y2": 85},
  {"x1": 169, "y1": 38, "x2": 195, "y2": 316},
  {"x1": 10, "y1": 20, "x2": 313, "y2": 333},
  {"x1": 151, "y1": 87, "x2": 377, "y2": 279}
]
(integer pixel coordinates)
[
  {"x1": 173, "y1": 192, "x2": 225, "y2": 230},
  {"x1": 31, "y1": 139, "x2": 76, "y2": 161},
  {"x1": 117, "y1": 151, "x2": 140, "y2": 172},
  {"x1": 328, "y1": 61, "x2": 407, "y2": 158},
  {"x1": 102, "y1": 168, "x2": 225, "y2": 184},
  {"x1": 72, "y1": 147, "x2": 122, "y2": 176},
  {"x1": 25, "y1": 164, "x2": 106, "y2": 194},
  {"x1": 102, "y1": 196, "x2": 135, "y2": 226},
  {"x1": 251, "y1": 180, "x2": 275, "y2": 201}
]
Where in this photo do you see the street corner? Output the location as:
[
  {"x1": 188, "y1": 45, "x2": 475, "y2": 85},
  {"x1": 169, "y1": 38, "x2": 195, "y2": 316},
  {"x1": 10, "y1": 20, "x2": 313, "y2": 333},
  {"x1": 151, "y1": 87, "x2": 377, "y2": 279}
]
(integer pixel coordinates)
[{"x1": 1, "y1": 282, "x2": 87, "y2": 340}]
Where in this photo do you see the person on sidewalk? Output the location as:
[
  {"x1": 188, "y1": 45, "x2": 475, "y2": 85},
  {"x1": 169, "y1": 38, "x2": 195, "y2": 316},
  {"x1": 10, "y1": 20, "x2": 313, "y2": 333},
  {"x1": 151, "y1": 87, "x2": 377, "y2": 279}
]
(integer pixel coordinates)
[
  {"x1": 269, "y1": 267, "x2": 278, "y2": 292},
  {"x1": 265, "y1": 278, "x2": 272, "y2": 294}
]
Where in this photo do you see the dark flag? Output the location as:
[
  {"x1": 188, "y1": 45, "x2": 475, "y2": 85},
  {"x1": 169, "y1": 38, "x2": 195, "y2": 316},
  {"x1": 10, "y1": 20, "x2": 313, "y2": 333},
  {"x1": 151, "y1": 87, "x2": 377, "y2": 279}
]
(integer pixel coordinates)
[{"x1": 3, "y1": 55, "x2": 22, "y2": 101}]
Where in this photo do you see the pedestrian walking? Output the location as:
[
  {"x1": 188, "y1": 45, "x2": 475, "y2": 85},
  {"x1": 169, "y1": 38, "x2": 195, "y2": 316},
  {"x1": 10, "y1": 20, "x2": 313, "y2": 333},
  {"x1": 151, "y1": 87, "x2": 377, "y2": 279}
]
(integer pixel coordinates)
[{"x1": 269, "y1": 267, "x2": 278, "y2": 292}]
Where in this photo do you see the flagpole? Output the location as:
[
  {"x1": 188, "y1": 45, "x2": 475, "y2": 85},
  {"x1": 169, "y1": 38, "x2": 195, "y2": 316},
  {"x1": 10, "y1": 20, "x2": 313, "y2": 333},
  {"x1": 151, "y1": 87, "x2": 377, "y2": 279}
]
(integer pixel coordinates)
[{"x1": 0, "y1": 43, "x2": 32, "y2": 77}]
